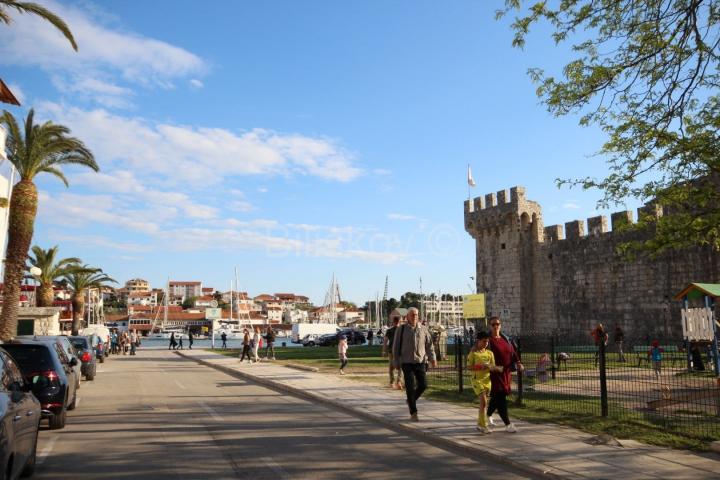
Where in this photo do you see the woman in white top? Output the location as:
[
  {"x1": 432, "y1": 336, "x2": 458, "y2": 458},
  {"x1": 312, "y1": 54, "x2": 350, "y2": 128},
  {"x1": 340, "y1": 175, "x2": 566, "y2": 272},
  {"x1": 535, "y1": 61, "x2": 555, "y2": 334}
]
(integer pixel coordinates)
[
  {"x1": 252, "y1": 327, "x2": 261, "y2": 362},
  {"x1": 338, "y1": 335, "x2": 348, "y2": 375}
]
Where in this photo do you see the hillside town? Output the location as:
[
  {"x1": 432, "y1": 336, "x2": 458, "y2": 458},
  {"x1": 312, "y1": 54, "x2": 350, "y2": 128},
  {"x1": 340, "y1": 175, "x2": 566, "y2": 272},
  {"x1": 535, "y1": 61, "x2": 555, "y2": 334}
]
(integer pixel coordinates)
[{"x1": 9, "y1": 276, "x2": 468, "y2": 339}]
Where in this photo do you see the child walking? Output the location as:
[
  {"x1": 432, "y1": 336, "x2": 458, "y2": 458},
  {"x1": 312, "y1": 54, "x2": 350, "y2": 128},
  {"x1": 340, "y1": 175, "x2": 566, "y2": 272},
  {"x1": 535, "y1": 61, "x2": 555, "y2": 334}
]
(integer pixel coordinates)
[
  {"x1": 650, "y1": 340, "x2": 663, "y2": 378},
  {"x1": 467, "y1": 331, "x2": 502, "y2": 434},
  {"x1": 339, "y1": 335, "x2": 348, "y2": 375}
]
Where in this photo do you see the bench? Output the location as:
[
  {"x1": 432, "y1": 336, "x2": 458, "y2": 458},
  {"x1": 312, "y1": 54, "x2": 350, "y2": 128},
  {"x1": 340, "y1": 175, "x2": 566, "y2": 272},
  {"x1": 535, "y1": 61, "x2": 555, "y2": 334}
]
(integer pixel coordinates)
[{"x1": 633, "y1": 345, "x2": 680, "y2": 367}]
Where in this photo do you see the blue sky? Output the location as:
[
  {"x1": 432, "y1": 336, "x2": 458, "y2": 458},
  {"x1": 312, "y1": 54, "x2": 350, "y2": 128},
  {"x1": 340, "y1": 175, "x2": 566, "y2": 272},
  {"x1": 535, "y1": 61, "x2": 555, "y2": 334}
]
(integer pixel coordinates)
[{"x1": 0, "y1": 0, "x2": 638, "y2": 305}]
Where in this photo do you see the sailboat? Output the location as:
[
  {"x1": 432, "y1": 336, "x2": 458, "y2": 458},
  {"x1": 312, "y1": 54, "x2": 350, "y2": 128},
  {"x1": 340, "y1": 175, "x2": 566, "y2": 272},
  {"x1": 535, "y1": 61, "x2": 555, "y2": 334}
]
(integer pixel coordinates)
[{"x1": 149, "y1": 280, "x2": 184, "y2": 338}]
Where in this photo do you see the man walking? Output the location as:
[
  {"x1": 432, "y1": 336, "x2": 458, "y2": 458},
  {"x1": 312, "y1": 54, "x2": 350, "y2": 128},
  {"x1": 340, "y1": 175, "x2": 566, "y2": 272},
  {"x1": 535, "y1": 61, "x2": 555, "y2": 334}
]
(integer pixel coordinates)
[
  {"x1": 393, "y1": 307, "x2": 437, "y2": 421},
  {"x1": 221, "y1": 331, "x2": 228, "y2": 350},
  {"x1": 188, "y1": 330, "x2": 194, "y2": 350},
  {"x1": 383, "y1": 317, "x2": 403, "y2": 389}
]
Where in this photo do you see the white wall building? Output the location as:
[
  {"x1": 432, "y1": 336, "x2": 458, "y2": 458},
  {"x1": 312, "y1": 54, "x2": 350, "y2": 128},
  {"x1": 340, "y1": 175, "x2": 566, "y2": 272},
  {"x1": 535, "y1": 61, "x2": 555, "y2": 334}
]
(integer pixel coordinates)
[
  {"x1": 283, "y1": 308, "x2": 309, "y2": 324},
  {"x1": 169, "y1": 281, "x2": 202, "y2": 302}
]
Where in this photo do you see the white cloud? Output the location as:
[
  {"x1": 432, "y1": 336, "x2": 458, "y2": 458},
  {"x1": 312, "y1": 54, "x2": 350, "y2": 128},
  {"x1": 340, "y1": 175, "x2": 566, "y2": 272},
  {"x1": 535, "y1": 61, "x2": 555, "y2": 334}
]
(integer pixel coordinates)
[
  {"x1": 190, "y1": 79, "x2": 204, "y2": 88},
  {"x1": 373, "y1": 168, "x2": 392, "y2": 176},
  {"x1": 257, "y1": 187, "x2": 268, "y2": 193},
  {"x1": 38, "y1": 102, "x2": 363, "y2": 183},
  {"x1": 388, "y1": 213, "x2": 417, "y2": 221},
  {"x1": 38, "y1": 188, "x2": 408, "y2": 264},
  {"x1": 228, "y1": 200, "x2": 255, "y2": 212},
  {"x1": 51, "y1": 233, "x2": 147, "y2": 252},
  {"x1": 38, "y1": 191, "x2": 162, "y2": 235},
  {"x1": 562, "y1": 202, "x2": 581, "y2": 210},
  {"x1": 71, "y1": 170, "x2": 218, "y2": 219},
  {"x1": 0, "y1": 0, "x2": 206, "y2": 106}
]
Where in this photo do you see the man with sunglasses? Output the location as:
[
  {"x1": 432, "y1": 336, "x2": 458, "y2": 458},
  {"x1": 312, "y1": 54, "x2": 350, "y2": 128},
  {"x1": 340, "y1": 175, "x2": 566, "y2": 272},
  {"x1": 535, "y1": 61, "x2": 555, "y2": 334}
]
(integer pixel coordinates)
[
  {"x1": 392, "y1": 307, "x2": 437, "y2": 421},
  {"x1": 486, "y1": 316, "x2": 523, "y2": 433}
]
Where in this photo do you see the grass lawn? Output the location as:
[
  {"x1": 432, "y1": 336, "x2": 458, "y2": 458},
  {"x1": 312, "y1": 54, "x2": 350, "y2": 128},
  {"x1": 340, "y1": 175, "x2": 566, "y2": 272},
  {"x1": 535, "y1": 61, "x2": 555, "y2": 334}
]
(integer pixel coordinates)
[{"x1": 205, "y1": 346, "x2": 716, "y2": 450}]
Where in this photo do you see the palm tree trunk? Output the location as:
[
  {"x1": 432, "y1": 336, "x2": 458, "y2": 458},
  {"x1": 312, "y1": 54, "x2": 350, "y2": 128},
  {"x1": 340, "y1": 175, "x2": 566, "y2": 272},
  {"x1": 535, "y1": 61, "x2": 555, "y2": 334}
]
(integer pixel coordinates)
[
  {"x1": 0, "y1": 181, "x2": 38, "y2": 341},
  {"x1": 71, "y1": 293, "x2": 85, "y2": 336},
  {"x1": 37, "y1": 282, "x2": 55, "y2": 307}
]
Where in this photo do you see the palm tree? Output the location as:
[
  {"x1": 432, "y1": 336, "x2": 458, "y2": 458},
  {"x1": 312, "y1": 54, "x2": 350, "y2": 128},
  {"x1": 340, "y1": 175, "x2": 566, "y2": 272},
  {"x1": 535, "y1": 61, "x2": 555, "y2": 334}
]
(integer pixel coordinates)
[
  {"x1": 27, "y1": 245, "x2": 81, "y2": 307},
  {"x1": 0, "y1": 0, "x2": 77, "y2": 50},
  {"x1": 0, "y1": 109, "x2": 97, "y2": 340},
  {"x1": 63, "y1": 266, "x2": 116, "y2": 336}
]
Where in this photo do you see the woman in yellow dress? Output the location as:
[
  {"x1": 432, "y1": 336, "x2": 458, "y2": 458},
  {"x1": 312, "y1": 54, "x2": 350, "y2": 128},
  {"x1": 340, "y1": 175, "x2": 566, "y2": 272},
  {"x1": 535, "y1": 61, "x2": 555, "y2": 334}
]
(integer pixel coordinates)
[{"x1": 467, "y1": 331, "x2": 503, "y2": 434}]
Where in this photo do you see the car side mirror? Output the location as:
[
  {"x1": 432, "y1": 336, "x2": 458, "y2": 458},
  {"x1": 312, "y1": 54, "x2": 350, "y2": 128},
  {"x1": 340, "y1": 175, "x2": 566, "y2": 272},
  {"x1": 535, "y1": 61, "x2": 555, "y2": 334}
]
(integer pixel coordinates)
[{"x1": 69, "y1": 358, "x2": 78, "y2": 367}]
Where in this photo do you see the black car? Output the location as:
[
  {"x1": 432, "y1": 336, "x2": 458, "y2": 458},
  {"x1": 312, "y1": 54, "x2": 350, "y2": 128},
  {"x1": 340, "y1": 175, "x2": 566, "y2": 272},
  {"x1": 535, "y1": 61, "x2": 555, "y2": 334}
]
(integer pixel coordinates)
[
  {"x1": 68, "y1": 336, "x2": 97, "y2": 381},
  {"x1": 317, "y1": 330, "x2": 367, "y2": 347},
  {"x1": 316, "y1": 333, "x2": 338, "y2": 347},
  {"x1": 0, "y1": 347, "x2": 40, "y2": 478},
  {"x1": 3, "y1": 340, "x2": 79, "y2": 430}
]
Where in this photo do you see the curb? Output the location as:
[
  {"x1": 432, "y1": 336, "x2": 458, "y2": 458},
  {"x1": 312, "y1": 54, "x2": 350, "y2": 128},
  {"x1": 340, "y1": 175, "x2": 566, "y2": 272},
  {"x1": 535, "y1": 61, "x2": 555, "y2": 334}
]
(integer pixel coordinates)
[
  {"x1": 283, "y1": 363, "x2": 320, "y2": 373},
  {"x1": 177, "y1": 351, "x2": 562, "y2": 479}
]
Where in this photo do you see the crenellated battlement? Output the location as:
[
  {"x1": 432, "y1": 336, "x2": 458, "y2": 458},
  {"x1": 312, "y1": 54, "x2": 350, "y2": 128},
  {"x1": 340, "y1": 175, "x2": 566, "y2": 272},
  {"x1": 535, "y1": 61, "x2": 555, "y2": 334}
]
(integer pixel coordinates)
[
  {"x1": 541, "y1": 205, "x2": 662, "y2": 244},
  {"x1": 465, "y1": 185, "x2": 663, "y2": 244},
  {"x1": 464, "y1": 186, "x2": 526, "y2": 214},
  {"x1": 464, "y1": 186, "x2": 543, "y2": 236}
]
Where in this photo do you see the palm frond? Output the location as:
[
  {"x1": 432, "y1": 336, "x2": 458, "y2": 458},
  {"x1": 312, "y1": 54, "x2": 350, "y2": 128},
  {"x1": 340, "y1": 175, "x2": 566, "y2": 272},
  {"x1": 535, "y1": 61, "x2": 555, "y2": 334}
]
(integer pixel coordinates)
[{"x1": 1, "y1": 1, "x2": 77, "y2": 50}]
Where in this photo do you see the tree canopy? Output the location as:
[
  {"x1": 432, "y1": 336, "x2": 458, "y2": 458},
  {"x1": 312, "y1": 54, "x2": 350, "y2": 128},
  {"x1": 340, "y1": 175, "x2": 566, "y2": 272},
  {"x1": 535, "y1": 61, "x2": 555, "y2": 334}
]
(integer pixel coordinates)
[{"x1": 499, "y1": 0, "x2": 720, "y2": 253}]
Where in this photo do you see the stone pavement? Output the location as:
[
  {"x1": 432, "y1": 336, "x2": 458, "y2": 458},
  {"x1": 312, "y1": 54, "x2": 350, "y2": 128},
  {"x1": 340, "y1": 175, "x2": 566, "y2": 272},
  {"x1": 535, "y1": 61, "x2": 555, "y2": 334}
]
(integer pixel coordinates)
[{"x1": 177, "y1": 349, "x2": 720, "y2": 480}]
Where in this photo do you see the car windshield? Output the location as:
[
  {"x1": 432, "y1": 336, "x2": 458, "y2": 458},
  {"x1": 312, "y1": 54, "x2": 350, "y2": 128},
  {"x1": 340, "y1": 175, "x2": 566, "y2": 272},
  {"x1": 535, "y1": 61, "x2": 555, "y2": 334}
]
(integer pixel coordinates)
[
  {"x1": 69, "y1": 338, "x2": 88, "y2": 350},
  {"x1": 2, "y1": 345, "x2": 53, "y2": 372}
]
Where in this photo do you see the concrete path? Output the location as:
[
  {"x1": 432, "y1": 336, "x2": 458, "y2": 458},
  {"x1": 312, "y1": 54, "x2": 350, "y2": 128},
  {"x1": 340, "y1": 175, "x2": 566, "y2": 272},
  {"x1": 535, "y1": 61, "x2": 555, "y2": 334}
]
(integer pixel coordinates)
[{"x1": 179, "y1": 349, "x2": 720, "y2": 480}]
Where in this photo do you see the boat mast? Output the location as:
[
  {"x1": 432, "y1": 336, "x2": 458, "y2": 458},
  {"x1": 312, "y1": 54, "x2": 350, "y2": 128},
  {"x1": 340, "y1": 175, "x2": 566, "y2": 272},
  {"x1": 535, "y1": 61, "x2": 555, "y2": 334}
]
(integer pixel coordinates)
[{"x1": 229, "y1": 279, "x2": 233, "y2": 324}]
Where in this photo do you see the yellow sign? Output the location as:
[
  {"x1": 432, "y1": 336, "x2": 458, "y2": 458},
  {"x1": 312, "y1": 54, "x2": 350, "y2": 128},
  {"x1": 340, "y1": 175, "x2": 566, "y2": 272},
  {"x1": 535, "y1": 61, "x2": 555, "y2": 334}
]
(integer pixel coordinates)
[{"x1": 463, "y1": 294, "x2": 486, "y2": 319}]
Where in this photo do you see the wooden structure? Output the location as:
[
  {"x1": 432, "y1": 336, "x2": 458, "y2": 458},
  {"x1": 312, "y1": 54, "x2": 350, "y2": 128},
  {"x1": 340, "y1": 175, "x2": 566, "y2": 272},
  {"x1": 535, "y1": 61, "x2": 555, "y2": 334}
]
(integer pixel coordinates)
[{"x1": 674, "y1": 283, "x2": 720, "y2": 375}]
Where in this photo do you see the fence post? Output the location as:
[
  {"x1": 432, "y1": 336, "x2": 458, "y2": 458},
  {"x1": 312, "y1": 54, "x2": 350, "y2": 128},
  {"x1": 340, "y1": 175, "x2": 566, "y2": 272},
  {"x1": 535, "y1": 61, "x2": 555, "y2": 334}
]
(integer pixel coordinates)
[
  {"x1": 516, "y1": 336, "x2": 523, "y2": 406},
  {"x1": 599, "y1": 338, "x2": 608, "y2": 417},
  {"x1": 550, "y1": 332, "x2": 560, "y2": 380},
  {"x1": 456, "y1": 335, "x2": 464, "y2": 394}
]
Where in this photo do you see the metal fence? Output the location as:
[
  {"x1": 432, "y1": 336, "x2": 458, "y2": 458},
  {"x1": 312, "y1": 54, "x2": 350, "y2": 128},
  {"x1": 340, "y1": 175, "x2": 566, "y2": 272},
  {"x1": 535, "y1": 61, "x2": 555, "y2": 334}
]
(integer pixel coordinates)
[{"x1": 427, "y1": 331, "x2": 720, "y2": 441}]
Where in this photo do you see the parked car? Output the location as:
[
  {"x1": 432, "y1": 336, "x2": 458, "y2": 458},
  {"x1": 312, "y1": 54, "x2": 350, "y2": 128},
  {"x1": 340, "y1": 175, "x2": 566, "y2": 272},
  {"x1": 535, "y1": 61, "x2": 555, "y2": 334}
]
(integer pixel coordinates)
[
  {"x1": 316, "y1": 333, "x2": 339, "y2": 347},
  {"x1": 301, "y1": 334, "x2": 320, "y2": 347},
  {"x1": 3, "y1": 339, "x2": 79, "y2": 430},
  {"x1": 68, "y1": 336, "x2": 97, "y2": 381},
  {"x1": 0, "y1": 347, "x2": 40, "y2": 478},
  {"x1": 80, "y1": 326, "x2": 110, "y2": 360},
  {"x1": 339, "y1": 329, "x2": 367, "y2": 345},
  {"x1": 18, "y1": 336, "x2": 81, "y2": 390}
]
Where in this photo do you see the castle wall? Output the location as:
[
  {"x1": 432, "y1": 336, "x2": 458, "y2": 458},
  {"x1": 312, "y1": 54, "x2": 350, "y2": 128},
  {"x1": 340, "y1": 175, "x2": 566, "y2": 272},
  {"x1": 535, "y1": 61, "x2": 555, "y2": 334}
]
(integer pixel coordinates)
[{"x1": 465, "y1": 188, "x2": 720, "y2": 336}]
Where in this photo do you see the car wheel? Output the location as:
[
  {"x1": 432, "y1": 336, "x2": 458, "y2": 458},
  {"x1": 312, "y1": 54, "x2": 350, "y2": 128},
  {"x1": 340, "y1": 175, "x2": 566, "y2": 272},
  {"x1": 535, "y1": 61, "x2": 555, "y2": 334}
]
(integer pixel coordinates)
[
  {"x1": 68, "y1": 393, "x2": 77, "y2": 411},
  {"x1": 98, "y1": 356, "x2": 105, "y2": 364},
  {"x1": 49, "y1": 408, "x2": 66, "y2": 430},
  {"x1": 20, "y1": 430, "x2": 38, "y2": 477},
  {"x1": 308, "y1": 342, "x2": 315, "y2": 347},
  {"x1": 86, "y1": 373, "x2": 95, "y2": 381}
]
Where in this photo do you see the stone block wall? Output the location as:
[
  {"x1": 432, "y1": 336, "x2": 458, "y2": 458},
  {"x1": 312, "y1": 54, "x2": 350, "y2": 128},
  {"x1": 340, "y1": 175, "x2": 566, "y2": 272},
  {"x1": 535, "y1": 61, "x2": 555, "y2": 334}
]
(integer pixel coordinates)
[{"x1": 465, "y1": 187, "x2": 720, "y2": 335}]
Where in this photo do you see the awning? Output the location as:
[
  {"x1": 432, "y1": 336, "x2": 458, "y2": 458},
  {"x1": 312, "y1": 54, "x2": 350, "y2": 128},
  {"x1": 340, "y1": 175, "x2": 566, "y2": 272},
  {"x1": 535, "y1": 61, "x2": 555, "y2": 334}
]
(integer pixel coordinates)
[
  {"x1": 0, "y1": 79, "x2": 20, "y2": 106},
  {"x1": 674, "y1": 283, "x2": 720, "y2": 301}
]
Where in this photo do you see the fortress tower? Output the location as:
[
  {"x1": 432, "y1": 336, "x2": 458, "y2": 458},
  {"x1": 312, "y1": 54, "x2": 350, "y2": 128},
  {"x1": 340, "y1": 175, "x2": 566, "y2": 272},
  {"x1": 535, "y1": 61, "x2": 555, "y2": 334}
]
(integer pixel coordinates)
[{"x1": 464, "y1": 187, "x2": 543, "y2": 332}]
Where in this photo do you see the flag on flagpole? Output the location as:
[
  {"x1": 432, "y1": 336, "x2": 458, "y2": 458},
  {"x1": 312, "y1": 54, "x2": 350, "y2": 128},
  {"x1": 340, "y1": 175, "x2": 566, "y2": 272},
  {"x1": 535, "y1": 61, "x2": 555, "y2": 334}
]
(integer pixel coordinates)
[{"x1": 467, "y1": 164, "x2": 476, "y2": 187}]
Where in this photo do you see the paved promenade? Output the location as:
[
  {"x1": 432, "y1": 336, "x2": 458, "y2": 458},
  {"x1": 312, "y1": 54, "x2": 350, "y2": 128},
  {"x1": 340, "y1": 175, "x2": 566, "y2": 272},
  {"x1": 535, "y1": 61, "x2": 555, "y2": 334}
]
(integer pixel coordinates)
[{"x1": 178, "y1": 349, "x2": 720, "y2": 480}]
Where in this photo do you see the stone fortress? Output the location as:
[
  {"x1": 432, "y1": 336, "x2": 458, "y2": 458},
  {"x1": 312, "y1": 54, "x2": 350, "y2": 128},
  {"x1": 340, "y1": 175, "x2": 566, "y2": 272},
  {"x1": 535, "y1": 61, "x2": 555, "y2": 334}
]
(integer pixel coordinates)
[{"x1": 464, "y1": 186, "x2": 720, "y2": 336}]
